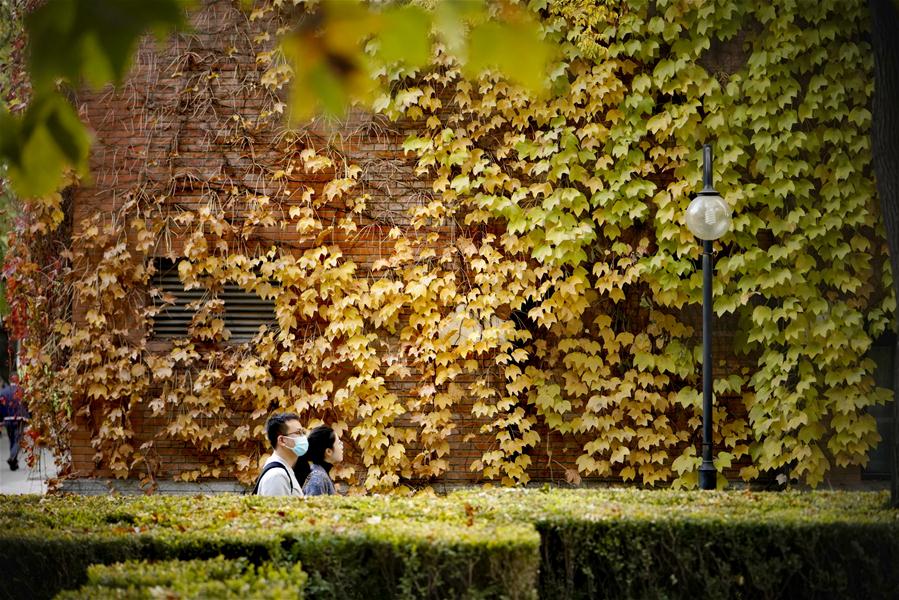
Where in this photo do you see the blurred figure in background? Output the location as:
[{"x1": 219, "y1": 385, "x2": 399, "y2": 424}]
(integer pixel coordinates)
[{"x1": 1, "y1": 374, "x2": 27, "y2": 471}]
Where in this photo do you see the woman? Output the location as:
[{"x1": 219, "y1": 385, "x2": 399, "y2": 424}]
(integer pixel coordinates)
[{"x1": 293, "y1": 425, "x2": 343, "y2": 496}]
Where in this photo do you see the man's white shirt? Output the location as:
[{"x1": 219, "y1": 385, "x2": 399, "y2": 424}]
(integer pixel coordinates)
[{"x1": 257, "y1": 454, "x2": 304, "y2": 497}]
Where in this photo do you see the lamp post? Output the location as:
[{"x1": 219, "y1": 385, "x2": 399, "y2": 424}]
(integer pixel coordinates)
[{"x1": 685, "y1": 144, "x2": 732, "y2": 490}]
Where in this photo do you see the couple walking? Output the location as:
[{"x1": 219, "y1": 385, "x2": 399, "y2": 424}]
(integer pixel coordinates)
[{"x1": 253, "y1": 413, "x2": 343, "y2": 497}]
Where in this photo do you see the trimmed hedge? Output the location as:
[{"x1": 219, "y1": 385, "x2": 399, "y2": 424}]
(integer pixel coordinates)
[
  {"x1": 55, "y1": 556, "x2": 307, "y2": 599},
  {"x1": 282, "y1": 521, "x2": 537, "y2": 598},
  {"x1": 535, "y1": 517, "x2": 897, "y2": 600},
  {"x1": 453, "y1": 489, "x2": 899, "y2": 600},
  {"x1": 0, "y1": 490, "x2": 896, "y2": 600},
  {"x1": 0, "y1": 493, "x2": 539, "y2": 600}
]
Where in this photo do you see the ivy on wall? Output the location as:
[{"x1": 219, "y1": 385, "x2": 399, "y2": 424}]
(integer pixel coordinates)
[{"x1": 4, "y1": 0, "x2": 893, "y2": 490}]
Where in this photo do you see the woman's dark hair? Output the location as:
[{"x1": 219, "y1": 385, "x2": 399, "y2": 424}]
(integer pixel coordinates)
[{"x1": 293, "y1": 425, "x2": 335, "y2": 485}]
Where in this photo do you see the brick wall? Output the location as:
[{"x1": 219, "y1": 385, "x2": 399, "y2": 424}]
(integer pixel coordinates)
[
  {"x1": 66, "y1": 0, "x2": 470, "y2": 483},
  {"x1": 65, "y1": 0, "x2": 836, "y2": 488}
]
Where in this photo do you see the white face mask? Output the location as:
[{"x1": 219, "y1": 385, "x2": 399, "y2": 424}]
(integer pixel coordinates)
[{"x1": 283, "y1": 434, "x2": 308, "y2": 458}]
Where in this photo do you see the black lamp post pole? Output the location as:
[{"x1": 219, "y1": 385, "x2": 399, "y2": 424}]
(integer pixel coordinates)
[{"x1": 698, "y1": 144, "x2": 717, "y2": 490}]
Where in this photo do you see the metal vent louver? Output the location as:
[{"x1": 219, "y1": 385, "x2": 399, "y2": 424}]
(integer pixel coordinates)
[{"x1": 151, "y1": 260, "x2": 276, "y2": 341}]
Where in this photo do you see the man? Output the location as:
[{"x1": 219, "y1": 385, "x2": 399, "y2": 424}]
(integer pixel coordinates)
[
  {"x1": 252, "y1": 412, "x2": 307, "y2": 496},
  {"x1": 1, "y1": 374, "x2": 26, "y2": 471}
]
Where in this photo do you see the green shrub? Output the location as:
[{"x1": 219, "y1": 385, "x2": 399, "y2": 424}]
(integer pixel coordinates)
[
  {"x1": 1, "y1": 490, "x2": 896, "y2": 600},
  {"x1": 0, "y1": 494, "x2": 539, "y2": 600},
  {"x1": 453, "y1": 489, "x2": 899, "y2": 600},
  {"x1": 54, "y1": 556, "x2": 306, "y2": 599},
  {"x1": 282, "y1": 521, "x2": 539, "y2": 599},
  {"x1": 0, "y1": 495, "x2": 283, "y2": 600},
  {"x1": 535, "y1": 517, "x2": 898, "y2": 600},
  {"x1": 0, "y1": 531, "x2": 144, "y2": 600}
]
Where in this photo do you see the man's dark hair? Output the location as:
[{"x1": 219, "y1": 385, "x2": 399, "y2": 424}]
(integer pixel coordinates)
[{"x1": 266, "y1": 412, "x2": 301, "y2": 449}]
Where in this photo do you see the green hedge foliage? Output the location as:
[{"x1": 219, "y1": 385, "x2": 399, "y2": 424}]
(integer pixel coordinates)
[
  {"x1": 55, "y1": 556, "x2": 306, "y2": 599},
  {"x1": 0, "y1": 490, "x2": 896, "y2": 600},
  {"x1": 456, "y1": 489, "x2": 899, "y2": 599},
  {"x1": 0, "y1": 493, "x2": 540, "y2": 600}
]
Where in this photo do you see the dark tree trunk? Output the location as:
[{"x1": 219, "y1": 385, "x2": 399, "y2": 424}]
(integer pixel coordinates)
[{"x1": 869, "y1": 0, "x2": 899, "y2": 508}]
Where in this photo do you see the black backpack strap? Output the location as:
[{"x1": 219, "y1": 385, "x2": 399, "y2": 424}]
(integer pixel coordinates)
[{"x1": 251, "y1": 462, "x2": 293, "y2": 495}]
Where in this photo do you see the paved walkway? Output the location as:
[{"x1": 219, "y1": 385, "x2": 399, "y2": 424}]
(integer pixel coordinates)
[{"x1": 0, "y1": 426, "x2": 58, "y2": 495}]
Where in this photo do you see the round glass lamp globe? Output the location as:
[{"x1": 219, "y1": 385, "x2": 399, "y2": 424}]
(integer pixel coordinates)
[{"x1": 685, "y1": 193, "x2": 732, "y2": 240}]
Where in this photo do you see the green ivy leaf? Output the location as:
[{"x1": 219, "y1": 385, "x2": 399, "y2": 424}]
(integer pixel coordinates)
[
  {"x1": 465, "y1": 20, "x2": 553, "y2": 92},
  {"x1": 0, "y1": 95, "x2": 91, "y2": 197},
  {"x1": 377, "y1": 6, "x2": 431, "y2": 68},
  {"x1": 27, "y1": 0, "x2": 189, "y2": 91}
]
